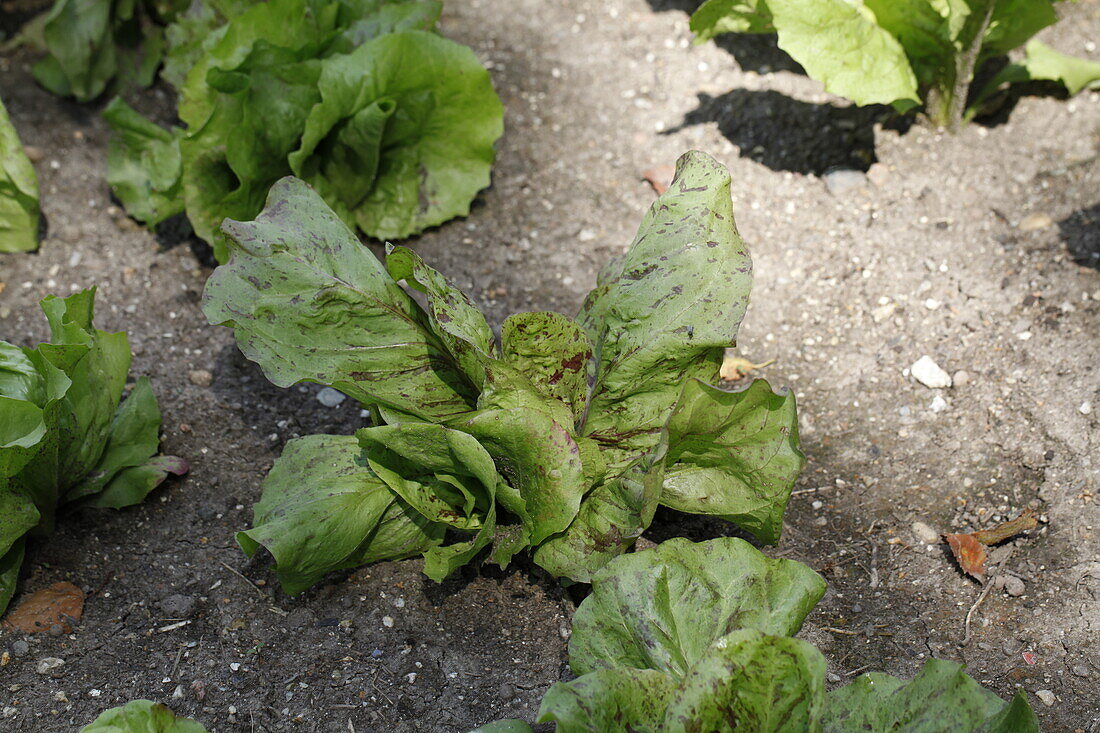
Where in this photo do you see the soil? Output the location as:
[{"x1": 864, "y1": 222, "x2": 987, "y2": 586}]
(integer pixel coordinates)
[{"x1": 2, "y1": 0, "x2": 1099, "y2": 730}]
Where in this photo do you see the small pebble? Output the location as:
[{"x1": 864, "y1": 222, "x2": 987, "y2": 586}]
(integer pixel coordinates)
[
  {"x1": 59, "y1": 225, "x2": 81, "y2": 244},
  {"x1": 36, "y1": 657, "x2": 64, "y2": 675},
  {"x1": 159, "y1": 594, "x2": 196, "y2": 619},
  {"x1": 1018, "y1": 213, "x2": 1052, "y2": 232},
  {"x1": 497, "y1": 683, "x2": 515, "y2": 699},
  {"x1": 10, "y1": 640, "x2": 29, "y2": 657},
  {"x1": 382, "y1": 616, "x2": 394, "y2": 628},
  {"x1": 1034, "y1": 689, "x2": 1055, "y2": 707},
  {"x1": 23, "y1": 145, "x2": 44, "y2": 163},
  {"x1": 1080, "y1": 401, "x2": 1092, "y2": 416},
  {"x1": 811, "y1": 500, "x2": 823, "y2": 510},
  {"x1": 911, "y1": 521, "x2": 939, "y2": 544},
  {"x1": 317, "y1": 387, "x2": 347, "y2": 407},
  {"x1": 1002, "y1": 576, "x2": 1025, "y2": 597},
  {"x1": 814, "y1": 517, "x2": 828, "y2": 527},
  {"x1": 952, "y1": 370, "x2": 970, "y2": 387},
  {"x1": 188, "y1": 370, "x2": 213, "y2": 388},
  {"x1": 929, "y1": 395, "x2": 948, "y2": 413},
  {"x1": 910, "y1": 356, "x2": 952, "y2": 389},
  {"x1": 826, "y1": 672, "x2": 841, "y2": 683},
  {"x1": 1071, "y1": 664, "x2": 1091, "y2": 678},
  {"x1": 822, "y1": 168, "x2": 868, "y2": 196}
]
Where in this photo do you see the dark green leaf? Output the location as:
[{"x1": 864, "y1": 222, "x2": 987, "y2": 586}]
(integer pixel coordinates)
[
  {"x1": 103, "y1": 98, "x2": 185, "y2": 226},
  {"x1": 0, "y1": 97, "x2": 39, "y2": 253},
  {"x1": 239, "y1": 434, "x2": 443, "y2": 595}
]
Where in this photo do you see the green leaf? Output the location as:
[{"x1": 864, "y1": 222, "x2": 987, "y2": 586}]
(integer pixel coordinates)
[
  {"x1": 500, "y1": 312, "x2": 592, "y2": 421},
  {"x1": 766, "y1": 0, "x2": 920, "y2": 108},
  {"x1": 981, "y1": 0, "x2": 1058, "y2": 57},
  {"x1": 202, "y1": 177, "x2": 477, "y2": 420},
  {"x1": 449, "y1": 407, "x2": 586, "y2": 545},
  {"x1": 386, "y1": 244, "x2": 496, "y2": 387},
  {"x1": 538, "y1": 668, "x2": 675, "y2": 733},
  {"x1": 0, "y1": 97, "x2": 40, "y2": 253},
  {"x1": 578, "y1": 151, "x2": 751, "y2": 462},
  {"x1": 103, "y1": 98, "x2": 185, "y2": 226},
  {"x1": 358, "y1": 422, "x2": 505, "y2": 581},
  {"x1": 568, "y1": 537, "x2": 825, "y2": 678},
  {"x1": 162, "y1": 0, "x2": 260, "y2": 88},
  {"x1": 690, "y1": 0, "x2": 773, "y2": 42},
  {"x1": 822, "y1": 658, "x2": 1038, "y2": 732},
  {"x1": 662, "y1": 629, "x2": 826, "y2": 732},
  {"x1": 862, "y1": 0, "x2": 957, "y2": 89},
  {"x1": 662, "y1": 378, "x2": 803, "y2": 544},
  {"x1": 0, "y1": 397, "x2": 48, "y2": 479},
  {"x1": 80, "y1": 699, "x2": 208, "y2": 732},
  {"x1": 0, "y1": 488, "x2": 39, "y2": 561},
  {"x1": 533, "y1": 441, "x2": 666, "y2": 583},
  {"x1": 81, "y1": 454, "x2": 189, "y2": 509},
  {"x1": 999, "y1": 39, "x2": 1100, "y2": 95},
  {"x1": 468, "y1": 721, "x2": 533, "y2": 733},
  {"x1": 33, "y1": 0, "x2": 118, "y2": 101},
  {"x1": 0, "y1": 537, "x2": 26, "y2": 615},
  {"x1": 238, "y1": 434, "x2": 443, "y2": 595},
  {"x1": 289, "y1": 30, "x2": 503, "y2": 240}
]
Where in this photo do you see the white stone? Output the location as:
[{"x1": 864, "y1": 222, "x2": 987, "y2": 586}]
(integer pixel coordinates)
[
  {"x1": 911, "y1": 522, "x2": 939, "y2": 544},
  {"x1": 1035, "y1": 689, "x2": 1055, "y2": 707},
  {"x1": 36, "y1": 657, "x2": 64, "y2": 674},
  {"x1": 930, "y1": 395, "x2": 948, "y2": 413},
  {"x1": 1081, "y1": 401, "x2": 1093, "y2": 415},
  {"x1": 910, "y1": 356, "x2": 952, "y2": 389},
  {"x1": 316, "y1": 387, "x2": 347, "y2": 407}
]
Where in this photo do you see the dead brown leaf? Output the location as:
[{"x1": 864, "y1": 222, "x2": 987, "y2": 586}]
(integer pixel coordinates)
[
  {"x1": 642, "y1": 164, "x2": 676, "y2": 196},
  {"x1": 2, "y1": 582, "x2": 85, "y2": 633},
  {"x1": 972, "y1": 508, "x2": 1037, "y2": 545},
  {"x1": 945, "y1": 533, "x2": 988, "y2": 580}
]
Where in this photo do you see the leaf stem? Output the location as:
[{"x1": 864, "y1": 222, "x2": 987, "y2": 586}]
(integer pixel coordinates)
[{"x1": 947, "y1": 0, "x2": 997, "y2": 131}]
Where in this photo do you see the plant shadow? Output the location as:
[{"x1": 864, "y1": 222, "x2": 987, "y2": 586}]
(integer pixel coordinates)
[
  {"x1": 1059, "y1": 202, "x2": 1100, "y2": 270},
  {"x1": 667, "y1": 90, "x2": 905, "y2": 174}
]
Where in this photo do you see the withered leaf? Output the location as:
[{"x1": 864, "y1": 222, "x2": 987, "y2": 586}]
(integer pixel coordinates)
[
  {"x1": 2, "y1": 581, "x2": 84, "y2": 633},
  {"x1": 945, "y1": 533, "x2": 987, "y2": 580}
]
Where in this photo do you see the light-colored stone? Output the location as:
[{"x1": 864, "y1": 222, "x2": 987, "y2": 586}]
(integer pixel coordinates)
[
  {"x1": 317, "y1": 387, "x2": 347, "y2": 407},
  {"x1": 952, "y1": 370, "x2": 971, "y2": 387},
  {"x1": 872, "y1": 303, "x2": 896, "y2": 322},
  {"x1": 1035, "y1": 689, "x2": 1055, "y2": 707},
  {"x1": 822, "y1": 168, "x2": 868, "y2": 196},
  {"x1": 930, "y1": 395, "x2": 948, "y2": 413},
  {"x1": 911, "y1": 521, "x2": 939, "y2": 544},
  {"x1": 188, "y1": 370, "x2": 213, "y2": 388},
  {"x1": 23, "y1": 146, "x2": 44, "y2": 163},
  {"x1": 36, "y1": 657, "x2": 64, "y2": 675},
  {"x1": 1002, "y1": 575, "x2": 1025, "y2": 597},
  {"x1": 910, "y1": 355, "x2": 952, "y2": 389},
  {"x1": 1018, "y1": 213, "x2": 1053, "y2": 232},
  {"x1": 1080, "y1": 401, "x2": 1092, "y2": 416}
]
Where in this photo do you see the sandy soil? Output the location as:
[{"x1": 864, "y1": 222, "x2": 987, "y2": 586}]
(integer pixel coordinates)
[{"x1": 1, "y1": 0, "x2": 1099, "y2": 730}]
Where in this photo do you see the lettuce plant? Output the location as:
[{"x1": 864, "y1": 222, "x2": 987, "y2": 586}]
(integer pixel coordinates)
[
  {"x1": 81, "y1": 700, "x2": 207, "y2": 732},
  {"x1": 31, "y1": 0, "x2": 188, "y2": 102},
  {"x1": 475, "y1": 537, "x2": 1039, "y2": 733},
  {"x1": 0, "y1": 289, "x2": 187, "y2": 614},
  {"x1": 0, "y1": 97, "x2": 40, "y2": 253},
  {"x1": 690, "y1": 0, "x2": 1100, "y2": 130},
  {"x1": 202, "y1": 151, "x2": 803, "y2": 592},
  {"x1": 104, "y1": 0, "x2": 502, "y2": 262}
]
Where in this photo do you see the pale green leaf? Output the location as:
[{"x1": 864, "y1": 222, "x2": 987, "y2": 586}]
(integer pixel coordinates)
[
  {"x1": 569, "y1": 537, "x2": 825, "y2": 678},
  {"x1": 500, "y1": 311, "x2": 592, "y2": 421},
  {"x1": 80, "y1": 699, "x2": 208, "y2": 732},
  {"x1": 690, "y1": 0, "x2": 773, "y2": 43},
  {"x1": 538, "y1": 668, "x2": 675, "y2": 733},
  {"x1": 103, "y1": 98, "x2": 185, "y2": 226},
  {"x1": 0, "y1": 97, "x2": 40, "y2": 253}
]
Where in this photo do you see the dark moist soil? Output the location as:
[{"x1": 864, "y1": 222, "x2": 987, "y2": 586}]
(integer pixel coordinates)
[{"x1": 2, "y1": 0, "x2": 1100, "y2": 730}]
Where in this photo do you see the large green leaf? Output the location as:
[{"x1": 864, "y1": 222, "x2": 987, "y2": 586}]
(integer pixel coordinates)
[
  {"x1": 578, "y1": 151, "x2": 751, "y2": 463},
  {"x1": 662, "y1": 378, "x2": 802, "y2": 544},
  {"x1": 663, "y1": 629, "x2": 826, "y2": 732},
  {"x1": 690, "y1": 0, "x2": 773, "y2": 42},
  {"x1": 239, "y1": 434, "x2": 443, "y2": 595},
  {"x1": 202, "y1": 177, "x2": 477, "y2": 420},
  {"x1": 80, "y1": 699, "x2": 208, "y2": 732},
  {"x1": 767, "y1": 0, "x2": 920, "y2": 108},
  {"x1": 533, "y1": 441, "x2": 666, "y2": 583},
  {"x1": 981, "y1": 39, "x2": 1100, "y2": 99},
  {"x1": 863, "y1": 0, "x2": 957, "y2": 89},
  {"x1": 103, "y1": 98, "x2": 185, "y2": 226},
  {"x1": 0, "y1": 97, "x2": 40, "y2": 253},
  {"x1": 823, "y1": 659, "x2": 1039, "y2": 732},
  {"x1": 538, "y1": 668, "x2": 675, "y2": 733},
  {"x1": 32, "y1": 0, "x2": 118, "y2": 101},
  {"x1": 569, "y1": 537, "x2": 825, "y2": 678},
  {"x1": 981, "y1": 0, "x2": 1058, "y2": 57},
  {"x1": 289, "y1": 30, "x2": 503, "y2": 240}
]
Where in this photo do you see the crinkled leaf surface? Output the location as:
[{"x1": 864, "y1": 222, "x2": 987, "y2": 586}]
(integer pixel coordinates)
[
  {"x1": 103, "y1": 98, "x2": 185, "y2": 226},
  {"x1": 291, "y1": 30, "x2": 502, "y2": 240},
  {"x1": 569, "y1": 537, "x2": 825, "y2": 678},
  {"x1": 32, "y1": 0, "x2": 118, "y2": 101},
  {"x1": 0, "y1": 98, "x2": 40, "y2": 253},
  {"x1": 662, "y1": 378, "x2": 802, "y2": 543},
  {"x1": 80, "y1": 699, "x2": 208, "y2": 732},
  {"x1": 500, "y1": 311, "x2": 592, "y2": 421},
  {"x1": 239, "y1": 434, "x2": 443, "y2": 595},
  {"x1": 202, "y1": 177, "x2": 476, "y2": 420},
  {"x1": 822, "y1": 659, "x2": 1038, "y2": 732},
  {"x1": 662, "y1": 629, "x2": 826, "y2": 732},
  {"x1": 533, "y1": 441, "x2": 666, "y2": 583},
  {"x1": 538, "y1": 668, "x2": 675, "y2": 733},
  {"x1": 578, "y1": 151, "x2": 751, "y2": 463}
]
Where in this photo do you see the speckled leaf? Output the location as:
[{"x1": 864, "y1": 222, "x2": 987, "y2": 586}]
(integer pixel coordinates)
[
  {"x1": 358, "y1": 422, "x2": 503, "y2": 581},
  {"x1": 822, "y1": 659, "x2": 1038, "y2": 732},
  {"x1": 578, "y1": 151, "x2": 751, "y2": 461},
  {"x1": 662, "y1": 378, "x2": 803, "y2": 544},
  {"x1": 449, "y1": 407, "x2": 586, "y2": 545},
  {"x1": 0, "y1": 97, "x2": 40, "y2": 253},
  {"x1": 501, "y1": 312, "x2": 592, "y2": 420},
  {"x1": 103, "y1": 98, "x2": 185, "y2": 226},
  {"x1": 238, "y1": 434, "x2": 443, "y2": 595},
  {"x1": 533, "y1": 440, "x2": 666, "y2": 583},
  {"x1": 569, "y1": 537, "x2": 825, "y2": 679},
  {"x1": 202, "y1": 177, "x2": 476, "y2": 420},
  {"x1": 386, "y1": 245, "x2": 496, "y2": 386},
  {"x1": 663, "y1": 629, "x2": 826, "y2": 732},
  {"x1": 80, "y1": 699, "x2": 209, "y2": 732},
  {"x1": 538, "y1": 668, "x2": 675, "y2": 733}
]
